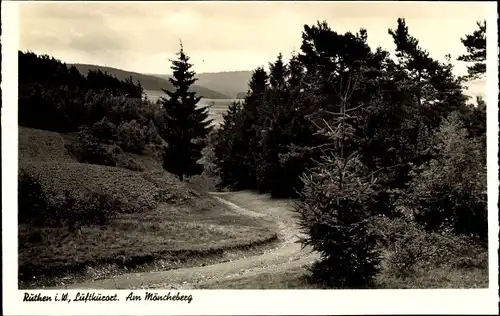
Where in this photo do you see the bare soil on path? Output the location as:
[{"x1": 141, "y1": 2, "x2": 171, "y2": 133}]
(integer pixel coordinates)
[{"x1": 56, "y1": 191, "x2": 318, "y2": 289}]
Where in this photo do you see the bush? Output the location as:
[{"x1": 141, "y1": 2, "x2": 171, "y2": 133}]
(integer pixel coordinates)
[
  {"x1": 130, "y1": 193, "x2": 158, "y2": 214},
  {"x1": 374, "y1": 216, "x2": 436, "y2": 278},
  {"x1": 116, "y1": 120, "x2": 157, "y2": 154},
  {"x1": 18, "y1": 168, "x2": 123, "y2": 229},
  {"x1": 90, "y1": 116, "x2": 118, "y2": 143},
  {"x1": 66, "y1": 126, "x2": 120, "y2": 167},
  {"x1": 403, "y1": 112, "x2": 487, "y2": 241},
  {"x1": 18, "y1": 170, "x2": 49, "y2": 225},
  {"x1": 51, "y1": 189, "x2": 122, "y2": 229},
  {"x1": 374, "y1": 215, "x2": 488, "y2": 279},
  {"x1": 296, "y1": 155, "x2": 380, "y2": 288},
  {"x1": 117, "y1": 156, "x2": 144, "y2": 171}
]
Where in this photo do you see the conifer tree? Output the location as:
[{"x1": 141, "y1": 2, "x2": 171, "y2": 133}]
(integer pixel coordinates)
[
  {"x1": 158, "y1": 43, "x2": 212, "y2": 181},
  {"x1": 296, "y1": 71, "x2": 380, "y2": 288},
  {"x1": 457, "y1": 20, "x2": 486, "y2": 80},
  {"x1": 213, "y1": 101, "x2": 245, "y2": 188},
  {"x1": 255, "y1": 55, "x2": 288, "y2": 193},
  {"x1": 239, "y1": 67, "x2": 269, "y2": 189},
  {"x1": 212, "y1": 67, "x2": 269, "y2": 190},
  {"x1": 287, "y1": 52, "x2": 304, "y2": 90},
  {"x1": 389, "y1": 18, "x2": 468, "y2": 127}
]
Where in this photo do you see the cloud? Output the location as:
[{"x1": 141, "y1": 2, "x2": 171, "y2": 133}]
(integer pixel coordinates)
[
  {"x1": 18, "y1": 2, "x2": 489, "y2": 74},
  {"x1": 20, "y1": 2, "x2": 128, "y2": 57}
]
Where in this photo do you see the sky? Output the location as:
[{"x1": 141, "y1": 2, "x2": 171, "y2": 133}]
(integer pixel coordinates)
[{"x1": 19, "y1": 1, "x2": 489, "y2": 78}]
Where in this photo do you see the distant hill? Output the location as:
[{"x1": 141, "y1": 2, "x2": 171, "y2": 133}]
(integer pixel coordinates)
[
  {"x1": 150, "y1": 71, "x2": 253, "y2": 99},
  {"x1": 236, "y1": 92, "x2": 247, "y2": 99},
  {"x1": 70, "y1": 64, "x2": 231, "y2": 99}
]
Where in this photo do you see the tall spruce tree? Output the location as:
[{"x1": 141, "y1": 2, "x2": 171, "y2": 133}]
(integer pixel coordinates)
[
  {"x1": 255, "y1": 54, "x2": 289, "y2": 193},
  {"x1": 158, "y1": 43, "x2": 212, "y2": 181},
  {"x1": 240, "y1": 67, "x2": 270, "y2": 189}
]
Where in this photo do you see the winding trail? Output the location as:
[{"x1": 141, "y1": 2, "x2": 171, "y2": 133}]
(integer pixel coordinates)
[{"x1": 56, "y1": 191, "x2": 319, "y2": 289}]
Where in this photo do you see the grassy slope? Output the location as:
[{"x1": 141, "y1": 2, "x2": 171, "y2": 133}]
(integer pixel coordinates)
[
  {"x1": 150, "y1": 71, "x2": 253, "y2": 99},
  {"x1": 18, "y1": 127, "x2": 277, "y2": 288},
  {"x1": 69, "y1": 64, "x2": 231, "y2": 99}
]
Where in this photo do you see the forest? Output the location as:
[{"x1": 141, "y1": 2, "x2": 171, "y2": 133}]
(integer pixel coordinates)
[
  {"x1": 209, "y1": 18, "x2": 487, "y2": 286},
  {"x1": 18, "y1": 18, "x2": 487, "y2": 288}
]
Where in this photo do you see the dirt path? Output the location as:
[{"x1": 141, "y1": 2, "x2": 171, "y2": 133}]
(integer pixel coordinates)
[{"x1": 56, "y1": 191, "x2": 318, "y2": 289}]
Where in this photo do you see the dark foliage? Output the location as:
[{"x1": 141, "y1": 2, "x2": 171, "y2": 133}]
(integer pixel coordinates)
[
  {"x1": 402, "y1": 113, "x2": 487, "y2": 241},
  {"x1": 18, "y1": 51, "x2": 164, "y2": 159},
  {"x1": 457, "y1": 20, "x2": 486, "y2": 80},
  {"x1": 297, "y1": 156, "x2": 380, "y2": 288},
  {"x1": 17, "y1": 16, "x2": 487, "y2": 287},
  {"x1": 65, "y1": 126, "x2": 121, "y2": 167},
  {"x1": 157, "y1": 44, "x2": 212, "y2": 181},
  {"x1": 211, "y1": 18, "x2": 487, "y2": 285},
  {"x1": 18, "y1": 170, "x2": 49, "y2": 226},
  {"x1": 18, "y1": 51, "x2": 145, "y2": 133}
]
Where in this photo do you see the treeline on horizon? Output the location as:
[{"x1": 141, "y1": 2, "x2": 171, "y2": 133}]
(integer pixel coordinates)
[
  {"x1": 18, "y1": 17, "x2": 488, "y2": 288},
  {"x1": 19, "y1": 50, "x2": 146, "y2": 132}
]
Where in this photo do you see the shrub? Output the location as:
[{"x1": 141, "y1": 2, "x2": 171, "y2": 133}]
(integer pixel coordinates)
[
  {"x1": 90, "y1": 116, "x2": 118, "y2": 143},
  {"x1": 18, "y1": 170, "x2": 49, "y2": 225},
  {"x1": 374, "y1": 215, "x2": 488, "y2": 278},
  {"x1": 296, "y1": 155, "x2": 380, "y2": 288},
  {"x1": 116, "y1": 120, "x2": 156, "y2": 154},
  {"x1": 374, "y1": 215, "x2": 436, "y2": 278},
  {"x1": 403, "y1": 112, "x2": 487, "y2": 241},
  {"x1": 117, "y1": 156, "x2": 144, "y2": 171},
  {"x1": 66, "y1": 126, "x2": 120, "y2": 167},
  {"x1": 18, "y1": 168, "x2": 123, "y2": 228},
  {"x1": 130, "y1": 193, "x2": 158, "y2": 214},
  {"x1": 51, "y1": 189, "x2": 122, "y2": 229}
]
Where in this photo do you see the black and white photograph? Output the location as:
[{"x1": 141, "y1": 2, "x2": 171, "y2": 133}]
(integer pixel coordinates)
[{"x1": 2, "y1": 0, "x2": 498, "y2": 312}]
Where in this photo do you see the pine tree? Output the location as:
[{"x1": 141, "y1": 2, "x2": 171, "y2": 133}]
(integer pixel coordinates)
[
  {"x1": 389, "y1": 18, "x2": 468, "y2": 127},
  {"x1": 158, "y1": 43, "x2": 212, "y2": 181},
  {"x1": 457, "y1": 20, "x2": 486, "y2": 80}
]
